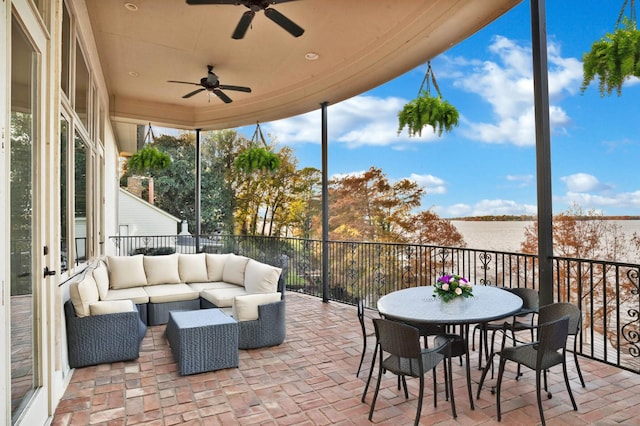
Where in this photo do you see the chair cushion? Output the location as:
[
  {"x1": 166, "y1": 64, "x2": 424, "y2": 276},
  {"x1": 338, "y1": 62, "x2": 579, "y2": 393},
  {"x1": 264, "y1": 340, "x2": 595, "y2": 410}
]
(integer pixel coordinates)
[
  {"x1": 178, "y1": 253, "x2": 208, "y2": 283},
  {"x1": 244, "y1": 259, "x2": 281, "y2": 294},
  {"x1": 187, "y1": 281, "x2": 241, "y2": 292},
  {"x1": 89, "y1": 300, "x2": 135, "y2": 316},
  {"x1": 206, "y1": 253, "x2": 230, "y2": 281},
  {"x1": 144, "y1": 254, "x2": 181, "y2": 285},
  {"x1": 232, "y1": 292, "x2": 282, "y2": 322},
  {"x1": 93, "y1": 260, "x2": 110, "y2": 300},
  {"x1": 143, "y1": 283, "x2": 199, "y2": 303},
  {"x1": 200, "y1": 287, "x2": 248, "y2": 308},
  {"x1": 107, "y1": 255, "x2": 148, "y2": 289},
  {"x1": 222, "y1": 255, "x2": 250, "y2": 286},
  {"x1": 102, "y1": 286, "x2": 150, "y2": 304},
  {"x1": 69, "y1": 275, "x2": 100, "y2": 318}
]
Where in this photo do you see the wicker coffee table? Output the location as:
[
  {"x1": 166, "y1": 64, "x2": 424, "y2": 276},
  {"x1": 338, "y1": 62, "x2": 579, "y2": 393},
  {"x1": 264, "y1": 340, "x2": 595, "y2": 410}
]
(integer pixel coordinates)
[{"x1": 165, "y1": 309, "x2": 238, "y2": 375}]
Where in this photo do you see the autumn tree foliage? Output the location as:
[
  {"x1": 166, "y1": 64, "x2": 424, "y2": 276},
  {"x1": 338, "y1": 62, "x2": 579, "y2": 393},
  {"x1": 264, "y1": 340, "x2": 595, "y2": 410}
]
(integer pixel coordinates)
[
  {"x1": 411, "y1": 210, "x2": 466, "y2": 247},
  {"x1": 324, "y1": 166, "x2": 464, "y2": 245},
  {"x1": 520, "y1": 204, "x2": 640, "y2": 350}
]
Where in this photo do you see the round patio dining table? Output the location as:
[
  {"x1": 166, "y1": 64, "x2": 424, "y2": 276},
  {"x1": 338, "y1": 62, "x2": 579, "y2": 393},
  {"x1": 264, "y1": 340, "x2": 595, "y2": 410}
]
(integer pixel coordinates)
[{"x1": 375, "y1": 285, "x2": 523, "y2": 413}]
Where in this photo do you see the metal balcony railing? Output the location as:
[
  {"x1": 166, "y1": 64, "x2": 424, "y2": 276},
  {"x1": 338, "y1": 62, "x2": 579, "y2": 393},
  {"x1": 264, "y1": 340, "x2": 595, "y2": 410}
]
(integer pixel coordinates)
[{"x1": 109, "y1": 234, "x2": 640, "y2": 374}]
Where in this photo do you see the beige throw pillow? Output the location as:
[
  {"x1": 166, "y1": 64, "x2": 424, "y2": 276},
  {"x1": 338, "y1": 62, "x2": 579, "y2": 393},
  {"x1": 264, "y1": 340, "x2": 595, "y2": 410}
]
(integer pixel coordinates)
[
  {"x1": 144, "y1": 253, "x2": 181, "y2": 285},
  {"x1": 222, "y1": 254, "x2": 250, "y2": 286},
  {"x1": 93, "y1": 260, "x2": 110, "y2": 300},
  {"x1": 89, "y1": 300, "x2": 135, "y2": 316},
  {"x1": 244, "y1": 259, "x2": 282, "y2": 294},
  {"x1": 107, "y1": 255, "x2": 148, "y2": 289},
  {"x1": 69, "y1": 275, "x2": 100, "y2": 317},
  {"x1": 233, "y1": 292, "x2": 282, "y2": 322},
  {"x1": 206, "y1": 253, "x2": 230, "y2": 281},
  {"x1": 178, "y1": 253, "x2": 208, "y2": 283}
]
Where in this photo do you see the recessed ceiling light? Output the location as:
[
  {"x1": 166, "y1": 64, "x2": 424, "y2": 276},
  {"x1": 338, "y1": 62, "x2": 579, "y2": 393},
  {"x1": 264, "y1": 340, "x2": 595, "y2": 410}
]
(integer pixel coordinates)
[
  {"x1": 124, "y1": 3, "x2": 138, "y2": 11},
  {"x1": 305, "y1": 52, "x2": 319, "y2": 61},
  {"x1": 128, "y1": 71, "x2": 139, "y2": 77}
]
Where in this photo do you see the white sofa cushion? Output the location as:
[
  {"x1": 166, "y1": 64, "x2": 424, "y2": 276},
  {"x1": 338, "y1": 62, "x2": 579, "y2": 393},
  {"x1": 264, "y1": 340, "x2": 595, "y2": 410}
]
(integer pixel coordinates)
[
  {"x1": 178, "y1": 253, "x2": 208, "y2": 283},
  {"x1": 107, "y1": 255, "x2": 148, "y2": 289},
  {"x1": 244, "y1": 259, "x2": 282, "y2": 294},
  {"x1": 232, "y1": 292, "x2": 282, "y2": 322},
  {"x1": 200, "y1": 287, "x2": 248, "y2": 308},
  {"x1": 93, "y1": 260, "x2": 110, "y2": 300},
  {"x1": 102, "y1": 287, "x2": 150, "y2": 304},
  {"x1": 89, "y1": 300, "x2": 135, "y2": 316},
  {"x1": 144, "y1": 254, "x2": 181, "y2": 286},
  {"x1": 69, "y1": 275, "x2": 100, "y2": 318},
  {"x1": 143, "y1": 283, "x2": 199, "y2": 303},
  {"x1": 222, "y1": 255, "x2": 250, "y2": 286},
  {"x1": 206, "y1": 253, "x2": 230, "y2": 281},
  {"x1": 187, "y1": 281, "x2": 241, "y2": 293}
]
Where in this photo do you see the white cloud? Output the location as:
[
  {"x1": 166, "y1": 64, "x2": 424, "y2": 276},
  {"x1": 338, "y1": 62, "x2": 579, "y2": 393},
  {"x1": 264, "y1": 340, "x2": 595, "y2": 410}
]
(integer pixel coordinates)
[
  {"x1": 560, "y1": 173, "x2": 613, "y2": 193},
  {"x1": 506, "y1": 174, "x2": 534, "y2": 186},
  {"x1": 471, "y1": 199, "x2": 538, "y2": 216},
  {"x1": 261, "y1": 95, "x2": 441, "y2": 148},
  {"x1": 452, "y1": 36, "x2": 581, "y2": 146},
  {"x1": 558, "y1": 190, "x2": 640, "y2": 210},
  {"x1": 408, "y1": 173, "x2": 447, "y2": 194},
  {"x1": 439, "y1": 199, "x2": 537, "y2": 217}
]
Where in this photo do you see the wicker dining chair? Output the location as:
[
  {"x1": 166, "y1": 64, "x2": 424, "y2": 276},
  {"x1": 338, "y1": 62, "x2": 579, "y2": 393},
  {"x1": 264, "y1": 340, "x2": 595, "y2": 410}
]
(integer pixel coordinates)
[
  {"x1": 356, "y1": 298, "x2": 376, "y2": 378},
  {"x1": 477, "y1": 308, "x2": 578, "y2": 425},
  {"x1": 367, "y1": 318, "x2": 456, "y2": 425},
  {"x1": 474, "y1": 287, "x2": 539, "y2": 370},
  {"x1": 531, "y1": 302, "x2": 586, "y2": 387}
]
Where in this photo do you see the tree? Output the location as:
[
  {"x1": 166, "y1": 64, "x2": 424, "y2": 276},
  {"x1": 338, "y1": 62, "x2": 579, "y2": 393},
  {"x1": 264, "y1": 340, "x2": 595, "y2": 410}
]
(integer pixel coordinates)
[
  {"x1": 410, "y1": 210, "x2": 466, "y2": 247},
  {"x1": 520, "y1": 203, "x2": 640, "y2": 348},
  {"x1": 121, "y1": 131, "x2": 241, "y2": 235},
  {"x1": 327, "y1": 167, "x2": 424, "y2": 242}
]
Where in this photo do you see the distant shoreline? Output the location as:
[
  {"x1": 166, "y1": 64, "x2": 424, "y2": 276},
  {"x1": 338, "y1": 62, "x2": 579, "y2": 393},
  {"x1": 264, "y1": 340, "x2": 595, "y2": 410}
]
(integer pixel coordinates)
[{"x1": 450, "y1": 215, "x2": 640, "y2": 222}]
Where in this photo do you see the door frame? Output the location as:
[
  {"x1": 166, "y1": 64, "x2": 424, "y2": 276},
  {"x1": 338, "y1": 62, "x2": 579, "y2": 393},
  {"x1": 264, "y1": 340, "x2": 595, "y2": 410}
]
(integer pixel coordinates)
[{"x1": 4, "y1": 1, "x2": 53, "y2": 425}]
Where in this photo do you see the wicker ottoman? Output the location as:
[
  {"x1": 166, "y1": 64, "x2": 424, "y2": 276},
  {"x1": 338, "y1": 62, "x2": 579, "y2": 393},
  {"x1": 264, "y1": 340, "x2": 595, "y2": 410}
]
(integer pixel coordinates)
[{"x1": 165, "y1": 309, "x2": 238, "y2": 375}]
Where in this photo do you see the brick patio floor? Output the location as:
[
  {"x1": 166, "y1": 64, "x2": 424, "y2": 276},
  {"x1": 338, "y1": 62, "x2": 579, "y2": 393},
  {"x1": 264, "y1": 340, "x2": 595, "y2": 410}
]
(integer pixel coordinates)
[{"x1": 52, "y1": 292, "x2": 640, "y2": 425}]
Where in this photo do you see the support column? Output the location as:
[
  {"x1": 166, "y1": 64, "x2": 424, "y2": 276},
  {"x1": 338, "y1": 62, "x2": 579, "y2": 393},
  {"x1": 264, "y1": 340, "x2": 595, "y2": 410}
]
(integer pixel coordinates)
[
  {"x1": 321, "y1": 102, "x2": 330, "y2": 303},
  {"x1": 531, "y1": 0, "x2": 553, "y2": 306},
  {"x1": 195, "y1": 128, "x2": 202, "y2": 253}
]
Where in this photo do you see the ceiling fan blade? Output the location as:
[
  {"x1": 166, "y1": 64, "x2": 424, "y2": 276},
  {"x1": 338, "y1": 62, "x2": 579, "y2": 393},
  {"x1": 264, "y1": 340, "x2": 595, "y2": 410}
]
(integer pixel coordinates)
[
  {"x1": 219, "y1": 84, "x2": 251, "y2": 93},
  {"x1": 264, "y1": 8, "x2": 304, "y2": 37},
  {"x1": 185, "y1": 0, "x2": 238, "y2": 4},
  {"x1": 232, "y1": 10, "x2": 255, "y2": 40},
  {"x1": 168, "y1": 80, "x2": 201, "y2": 86},
  {"x1": 213, "y1": 89, "x2": 233, "y2": 103},
  {"x1": 183, "y1": 88, "x2": 206, "y2": 98}
]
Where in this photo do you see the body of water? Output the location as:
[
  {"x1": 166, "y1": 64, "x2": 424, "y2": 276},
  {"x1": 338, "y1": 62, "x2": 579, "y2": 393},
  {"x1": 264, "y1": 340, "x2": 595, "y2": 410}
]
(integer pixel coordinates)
[{"x1": 450, "y1": 220, "x2": 640, "y2": 256}]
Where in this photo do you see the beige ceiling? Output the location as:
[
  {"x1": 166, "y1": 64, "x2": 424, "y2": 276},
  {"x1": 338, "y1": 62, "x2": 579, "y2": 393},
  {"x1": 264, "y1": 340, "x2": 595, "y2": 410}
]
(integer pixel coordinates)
[{"x1": 84, "y1": 0, "x2": 521, "y2": 153}]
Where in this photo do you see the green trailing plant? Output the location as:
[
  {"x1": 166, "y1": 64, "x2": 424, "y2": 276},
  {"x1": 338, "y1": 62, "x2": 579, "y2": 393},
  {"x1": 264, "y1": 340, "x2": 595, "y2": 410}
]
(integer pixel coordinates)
[
  {"x1": 397, "y1": 61, "x2": 459, "y2": 137},
  {"x1": 234, "y1": 122, "x2": 281, "y2": 173},
  {"x1": 582, "y1": 0, "x2": 640, "y2": 96},
  {"x1": 234, "y1": 147, "x2": 281, "y2": 173},
  {"x1": 127, "y1": 146, "x2": 171, "y2": 175}
]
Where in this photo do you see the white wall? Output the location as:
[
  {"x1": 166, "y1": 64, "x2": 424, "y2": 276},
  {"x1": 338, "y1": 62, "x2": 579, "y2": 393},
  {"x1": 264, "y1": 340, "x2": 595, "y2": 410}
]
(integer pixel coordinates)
[{"x1": 118, "y1": 188, "x2": 180, "y2": 237}]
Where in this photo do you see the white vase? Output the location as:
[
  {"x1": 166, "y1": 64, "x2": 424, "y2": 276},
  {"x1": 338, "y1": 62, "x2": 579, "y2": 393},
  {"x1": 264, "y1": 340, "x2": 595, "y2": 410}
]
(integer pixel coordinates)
[{"x1": 441, "y1": 296, "x2": 466, "y2": 315}]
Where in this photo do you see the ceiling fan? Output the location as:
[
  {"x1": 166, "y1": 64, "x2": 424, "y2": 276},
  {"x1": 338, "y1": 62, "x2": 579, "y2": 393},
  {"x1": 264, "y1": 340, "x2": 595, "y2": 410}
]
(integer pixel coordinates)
[
  {"x1": 186, "y1": 0, "x2": 304, "y2": 40},
  {"x1": 167, "y1": 65, "x2": 251, "y2": 103}
]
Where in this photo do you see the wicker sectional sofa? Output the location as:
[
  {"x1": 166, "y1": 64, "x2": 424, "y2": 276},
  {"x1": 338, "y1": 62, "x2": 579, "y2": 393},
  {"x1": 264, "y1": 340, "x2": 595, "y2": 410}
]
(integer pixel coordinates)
[{"x1": 65, "y1": 253, "x2": 285, "y2": 367}]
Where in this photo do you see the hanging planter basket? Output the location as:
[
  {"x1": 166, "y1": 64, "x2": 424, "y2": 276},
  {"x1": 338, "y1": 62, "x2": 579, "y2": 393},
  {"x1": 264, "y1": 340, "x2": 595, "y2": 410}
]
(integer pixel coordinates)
[
  {"x1": 127, "y1": 124, "x2": 171, "y2": 175},
  {"x1": 581, "y1": 0, "x2": 640, "y2": 96},
  {"x1": 397, "y1": 61, "x2": 459, "y2": 137},
  {"x1": 234, "y1": 122, "x2": 281, "y2": 173}
]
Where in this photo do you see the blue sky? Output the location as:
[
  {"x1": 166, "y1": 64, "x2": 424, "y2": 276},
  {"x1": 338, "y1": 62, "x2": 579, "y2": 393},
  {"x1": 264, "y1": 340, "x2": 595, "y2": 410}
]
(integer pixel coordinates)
[{"x1": 236, "y1": 0, "x2": 640, "y2": 219}]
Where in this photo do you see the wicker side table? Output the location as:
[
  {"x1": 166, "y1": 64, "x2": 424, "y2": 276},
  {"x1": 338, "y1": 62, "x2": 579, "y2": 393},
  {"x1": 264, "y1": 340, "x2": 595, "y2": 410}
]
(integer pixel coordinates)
[{"x1": 166, "y1": 309, "x2": 238, "y2": 375}]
